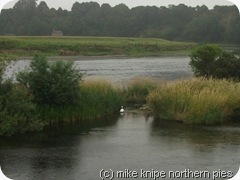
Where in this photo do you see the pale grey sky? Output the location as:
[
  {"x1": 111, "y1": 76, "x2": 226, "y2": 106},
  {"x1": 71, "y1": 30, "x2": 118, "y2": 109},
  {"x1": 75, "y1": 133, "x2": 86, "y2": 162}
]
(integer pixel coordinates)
[{"x1": 3, "y1": 0, "x2": 236, "y2": 10}]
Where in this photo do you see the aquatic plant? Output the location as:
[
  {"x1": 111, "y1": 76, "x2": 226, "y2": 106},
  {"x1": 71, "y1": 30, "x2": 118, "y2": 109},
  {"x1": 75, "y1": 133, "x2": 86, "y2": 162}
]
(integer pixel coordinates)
[
  {"x1": 36, "y1": 79, "x2": 124, "y2": 123},
  {"x1": 147, "y1": 78, "x2": 240, "y2": 124},
  {"x1": 79, "y1": 79, "x2": 124, "y2": 119},
  {"x1": 124, "y1": 77, "x2": 160, "y2": 104}
]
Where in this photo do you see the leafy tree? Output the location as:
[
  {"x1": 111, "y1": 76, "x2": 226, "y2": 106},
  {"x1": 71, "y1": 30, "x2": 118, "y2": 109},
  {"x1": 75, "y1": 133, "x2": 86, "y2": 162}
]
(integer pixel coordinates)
[
  {"x1": 183, "y1": 15, "x2": 224, "y2": 42},
  {"x1": 102, "y1": 4, "x2": 131, "y2": 37},
  {"x1": 189, "y1": 44, "x2": 223, "y2": 77},
  {"x1": 13, "y1": 0, "x2": 38, "y2": 10},
  {"x1": 17, "y1": 55, "x2": 83, "y2": 107}
]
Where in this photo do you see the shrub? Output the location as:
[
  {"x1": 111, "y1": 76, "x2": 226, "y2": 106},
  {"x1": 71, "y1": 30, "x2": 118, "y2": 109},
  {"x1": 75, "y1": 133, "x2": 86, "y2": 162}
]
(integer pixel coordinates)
[
  {"x1": 189, "y1": 45, "x2": 240, "y2": 80},
  {"x1": 147, "y1": 78, "x2": 240, "y2": 124},
  {"x1": 212, "y1": 51, "x2": 240, "y2": 81},
  {"x1": 0, "y1": 62, "x2": 43, "y2": 136},
  {"x1": 189, "y1": 44, "x2": 223, "y2": 77},
  {"x1": 17, "y1": 55, "x2": 83, "y2": 107},
  {"x1": 0, "y1": 86, "x2": 43, "y2": 136}
]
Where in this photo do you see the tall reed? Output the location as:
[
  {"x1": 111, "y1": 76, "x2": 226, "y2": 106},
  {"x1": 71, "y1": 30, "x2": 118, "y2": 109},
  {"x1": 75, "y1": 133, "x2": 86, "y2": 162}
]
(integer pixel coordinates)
[
  {"x1": 78, "y1": 79, "x2": 124, "y2": 119},
  {"x1": 147, "y1": 78, "x2": 240, "y2": 124},
  {"x1": 124, "y1": 77, "x2": 160, "y2": 104},
  {"x1": 38, "y1": 79, "x2": 124, "y2": 123}
]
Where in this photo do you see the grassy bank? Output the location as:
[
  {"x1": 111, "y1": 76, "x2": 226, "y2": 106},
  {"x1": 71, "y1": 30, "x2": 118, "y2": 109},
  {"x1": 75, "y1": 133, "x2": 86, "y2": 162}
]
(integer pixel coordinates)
[
  {"x1": 147, "y1": 78, "x2": 240, "y2": 124},
  {"x1": 0, "y1": 36, "x2": 196, "y2": 60}
]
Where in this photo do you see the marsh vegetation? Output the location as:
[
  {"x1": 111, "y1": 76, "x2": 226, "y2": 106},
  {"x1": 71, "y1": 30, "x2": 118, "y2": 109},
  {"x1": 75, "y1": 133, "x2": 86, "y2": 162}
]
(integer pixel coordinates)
[
  {"x1": 1, "y1": 44, "x2": 240, "y2": 136},
  {"x1": 148, "y1": 78, "x2": 240, "y2": 124}
]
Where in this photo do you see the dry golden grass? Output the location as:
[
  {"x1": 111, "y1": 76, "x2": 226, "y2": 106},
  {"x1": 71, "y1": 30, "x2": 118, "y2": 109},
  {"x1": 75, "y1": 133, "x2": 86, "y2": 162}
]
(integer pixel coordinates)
[{"x1": 147, "y1": 78, "x2": 240, "y2": 124}]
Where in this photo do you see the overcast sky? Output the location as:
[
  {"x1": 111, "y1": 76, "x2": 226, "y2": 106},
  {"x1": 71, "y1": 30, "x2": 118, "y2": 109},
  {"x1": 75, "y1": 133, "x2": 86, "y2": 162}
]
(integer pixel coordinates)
[{"x1": 3, "y1": 0, "x2": 236, "y2": 10}]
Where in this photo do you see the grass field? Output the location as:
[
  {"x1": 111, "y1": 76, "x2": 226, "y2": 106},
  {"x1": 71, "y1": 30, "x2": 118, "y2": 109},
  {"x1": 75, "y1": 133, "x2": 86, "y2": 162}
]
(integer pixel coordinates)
[{"x1": 0, "y1": 36, "x2": 196, "y2": 60}]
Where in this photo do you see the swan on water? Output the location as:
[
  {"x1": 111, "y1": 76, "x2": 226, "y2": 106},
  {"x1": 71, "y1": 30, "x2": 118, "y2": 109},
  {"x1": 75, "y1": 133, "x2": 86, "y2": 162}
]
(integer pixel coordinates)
[{"x1": 120, "y1": 106, "x2": 125, "y2": 113}]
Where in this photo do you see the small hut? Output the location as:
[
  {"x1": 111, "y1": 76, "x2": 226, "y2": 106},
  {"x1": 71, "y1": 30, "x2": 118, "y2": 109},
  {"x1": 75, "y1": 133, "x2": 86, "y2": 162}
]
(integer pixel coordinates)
[{"x1": 52, "y1": 29, "x2": 63, "y2": 36}]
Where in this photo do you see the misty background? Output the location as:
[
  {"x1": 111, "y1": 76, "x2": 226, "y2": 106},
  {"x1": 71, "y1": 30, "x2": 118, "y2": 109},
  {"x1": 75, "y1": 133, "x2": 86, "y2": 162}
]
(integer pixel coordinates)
[{"x1": 3, "y1": 0, "x2": 234, "y2": 10}]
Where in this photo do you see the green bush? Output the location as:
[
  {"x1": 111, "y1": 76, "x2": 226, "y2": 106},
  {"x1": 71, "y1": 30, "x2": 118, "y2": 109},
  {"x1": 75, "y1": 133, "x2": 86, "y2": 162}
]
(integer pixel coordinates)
[
  {"x1": 189, "y1": 44, "x2": 223, "y2": 77},
  {"x1": 17, "y1": 55, "x2": 83, "y2": 107},
  {"x1": 0, "y1": 62, "x2": 43, "y2": 136},
  {"x1": 0, "y1": 86, "x2": 43, "y2": 136},
  {"x1": 212, "y1": 51, "x2": 240, "y2": 81},
  {"x1": 189, "y1": 44, "x2": 240, "y2": 80}
]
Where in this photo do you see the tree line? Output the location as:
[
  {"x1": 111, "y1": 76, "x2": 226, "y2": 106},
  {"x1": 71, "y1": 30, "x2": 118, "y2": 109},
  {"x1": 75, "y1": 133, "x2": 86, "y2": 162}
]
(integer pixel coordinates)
[{"x1": 0, "y1": 0, "x2": 240, "y2": 44}]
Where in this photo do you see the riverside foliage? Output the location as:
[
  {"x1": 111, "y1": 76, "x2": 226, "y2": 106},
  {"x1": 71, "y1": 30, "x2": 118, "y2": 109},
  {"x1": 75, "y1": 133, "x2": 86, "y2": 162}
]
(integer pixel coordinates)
[
  {"x1": 124, "y1": 77, "x2": 160, "y2": 104},
  {"x1": 147, "y1": 78, "x2": 240, "y2": 124},
  {"x1": 1, "y1": 54, "x2": 240, "y2": 136},
  {"x1": 0, "y1": 56, "x2": 124, "y2": 136},
  {"x1": 0, "y1": 62, "x2": 43, "y2": 136},
  {"x1": 17, "y1": 55, "x2": 83, "y2": 106},
  {"x1": 189, "y1": 44, "x2": 240, "y2": 80}
]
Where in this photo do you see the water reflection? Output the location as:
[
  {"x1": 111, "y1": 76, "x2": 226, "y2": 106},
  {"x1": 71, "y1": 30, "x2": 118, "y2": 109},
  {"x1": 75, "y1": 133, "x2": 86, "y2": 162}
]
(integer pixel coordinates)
[
  {"x1": 150, "y1": 119, "x2": 240, "y2": 146},
  {"x1": 0, "y1": 115, "x2": 119, "y2": 180},
  {"x1": 0, "y1": 112, "x2": 239, "y2": 179},
  {"x1": 148, "y1": 118, "x2": 240, "y2": 175}
]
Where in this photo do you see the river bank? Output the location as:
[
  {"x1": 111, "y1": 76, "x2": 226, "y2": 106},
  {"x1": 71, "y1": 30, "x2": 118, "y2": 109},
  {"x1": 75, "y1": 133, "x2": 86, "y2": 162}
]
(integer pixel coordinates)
[{"x1": 0, "y1": 36, "x2": 196, "y2": 60}]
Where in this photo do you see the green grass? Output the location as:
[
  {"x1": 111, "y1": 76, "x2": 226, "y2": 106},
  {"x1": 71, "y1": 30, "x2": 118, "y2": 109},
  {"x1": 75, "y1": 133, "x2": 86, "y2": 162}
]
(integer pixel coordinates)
[
  {"x1": 38, "y1": 79, "x2": 124, "y2": 123},
  {"x1": 147, "y1": 78, "x2": 240, "y2": 124},
  {"x1": 0, "y1": 36, "x2": 196, "y2": 60},
  {"x1": 79, "y1": 79, "x2": 124, "y2": 119}
]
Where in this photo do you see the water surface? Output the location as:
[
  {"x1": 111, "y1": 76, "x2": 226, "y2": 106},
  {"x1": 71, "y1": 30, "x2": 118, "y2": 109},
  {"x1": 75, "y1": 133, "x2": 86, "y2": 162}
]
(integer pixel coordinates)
[
  {"x1": 0, "y1": 112, "x2": 239, "y2": 180},
  {"x1": 4, "y1": 56, "x2": 193, "y2": 83}
]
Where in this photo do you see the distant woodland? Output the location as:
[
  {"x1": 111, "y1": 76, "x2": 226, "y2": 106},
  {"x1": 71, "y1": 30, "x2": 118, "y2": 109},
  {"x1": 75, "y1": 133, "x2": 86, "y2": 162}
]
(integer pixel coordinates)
[{"x1": 0, "y1": 0, "x2": 240, "y2": 44}]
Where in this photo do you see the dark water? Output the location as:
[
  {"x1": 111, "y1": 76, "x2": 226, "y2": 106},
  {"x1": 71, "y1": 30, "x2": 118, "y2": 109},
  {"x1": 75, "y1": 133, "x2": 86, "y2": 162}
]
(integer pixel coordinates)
[
  {"x1": 1, "y1": 57, "x2": 240, "y2": 179},
  {"x1": 0, "y1": 112, "x2": 240, "y2": 180}
]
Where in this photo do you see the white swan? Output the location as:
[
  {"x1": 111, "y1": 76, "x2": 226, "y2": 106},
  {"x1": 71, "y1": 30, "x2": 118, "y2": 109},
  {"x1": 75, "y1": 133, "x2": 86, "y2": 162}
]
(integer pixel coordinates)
[
  {"x1": 0, "y1": 167, "x2": 13, "y2": 180},
  {"x1": 120, "y1": 106, "x2": 125, "y2": 113}
]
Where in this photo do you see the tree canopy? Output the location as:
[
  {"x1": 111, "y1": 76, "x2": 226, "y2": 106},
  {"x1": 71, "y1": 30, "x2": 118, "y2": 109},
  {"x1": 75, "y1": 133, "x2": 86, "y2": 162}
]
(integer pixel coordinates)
[
  {"x1": 189, "y1": 44, "x2": 240, "y2": 80},
  {"x1": 0, "y1": 1, "x2": 239, "y2": 44}
]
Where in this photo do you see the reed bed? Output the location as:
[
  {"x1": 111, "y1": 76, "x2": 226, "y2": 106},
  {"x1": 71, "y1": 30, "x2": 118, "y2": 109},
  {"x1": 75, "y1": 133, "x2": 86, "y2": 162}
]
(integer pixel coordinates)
[
  {"x1": 79, "y1": 79, "x2": 124, "y2": 119},
  {"x1": 147, "y1": 78, "x2": 240, "y2": 124},
  {"x1": 124, "y1": 77, "x2": 160, "y2": 104},
  {"x1": 38, "y1": 79, "x2": 124, "y2": 122}
]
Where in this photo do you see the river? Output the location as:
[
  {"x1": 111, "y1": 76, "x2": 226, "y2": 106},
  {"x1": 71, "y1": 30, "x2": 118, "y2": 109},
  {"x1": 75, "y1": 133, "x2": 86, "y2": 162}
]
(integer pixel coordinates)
[
  {"x1": 4, "y1": 56, "x2": 193, "y2": 83},
  {"x1": 0, "y1": 56, "x2": 239, "y2": 180}
]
